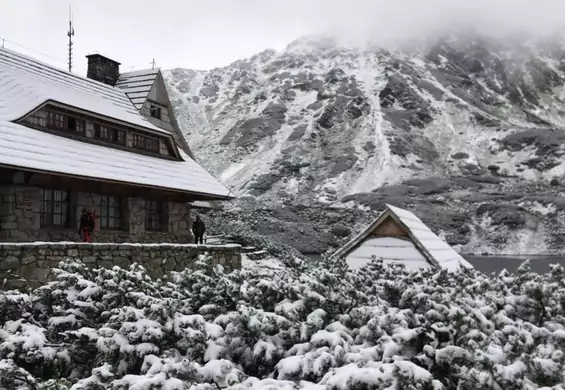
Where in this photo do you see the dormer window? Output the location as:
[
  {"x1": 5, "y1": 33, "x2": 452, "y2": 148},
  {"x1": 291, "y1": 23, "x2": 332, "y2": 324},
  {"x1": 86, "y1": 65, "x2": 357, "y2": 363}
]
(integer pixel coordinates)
[
  {"x1": 21, "y1": 104, "x2": 175, "y2": 159},
  {"x1": 67, "y1": 117, "x2": 85, "y2": 134},
  {"x1": 48, "y1": 112, "x2": 65, "y2": 129},
  {"x1": 40, "y1": 110, "x2": 85, "y2": 134},
  {"x1": 94, "y1": 123, "x2": 126, "y2": 145},
  {"x1": 133, "y1": 134, "x2": 160, "y2": 153},
  {"x1": 150, "y1": 104, "x2": 161, "y2": 120},
  {"x1": 150, "y1": 105, "x2": 161, "y2": 120}
]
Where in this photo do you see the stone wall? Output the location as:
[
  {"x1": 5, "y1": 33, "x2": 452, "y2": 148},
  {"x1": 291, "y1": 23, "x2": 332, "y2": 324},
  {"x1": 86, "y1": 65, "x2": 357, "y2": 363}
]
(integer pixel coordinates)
[
  {"x1": 0, "y1": 185, "x2": 194, "y2": 243},
  {"x1": 0, "y1": 186, "x2": 39, "y2": 242},
  {"x1": 0, "y1": 242, "x2": 241, "y2": 290}
]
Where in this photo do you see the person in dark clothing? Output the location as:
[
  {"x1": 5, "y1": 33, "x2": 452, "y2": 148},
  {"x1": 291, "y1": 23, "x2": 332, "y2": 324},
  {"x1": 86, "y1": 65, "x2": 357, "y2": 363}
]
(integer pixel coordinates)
[
  {"x1": 78, "y1": 209, "x2": 95, "y2": 243},
  {"x1": 192, "y1": 215, "x2": 206, "y2": 244}
]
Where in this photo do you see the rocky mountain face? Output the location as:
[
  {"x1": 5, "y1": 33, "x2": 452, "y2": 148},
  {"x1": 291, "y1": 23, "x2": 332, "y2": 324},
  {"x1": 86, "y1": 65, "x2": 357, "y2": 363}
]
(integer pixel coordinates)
[{"x1": 164, "y1": 32, "x2": 565, "y2": 255}]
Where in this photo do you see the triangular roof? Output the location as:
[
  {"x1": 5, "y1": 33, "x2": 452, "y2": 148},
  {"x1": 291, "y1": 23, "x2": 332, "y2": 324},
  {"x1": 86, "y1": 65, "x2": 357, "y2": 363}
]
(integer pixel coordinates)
[
  {"x1": 115, "y1": 68, "x2": 194, "y2": 159},
  {"x1": 115, "y1": 68, "x2": 160, "y2": 110},
  {"x1": 0, "y1": 47, "x2": 167, "y2": 136},
  {"x1": 332, "y1": 204, "x2": 473, "y2": 272}
]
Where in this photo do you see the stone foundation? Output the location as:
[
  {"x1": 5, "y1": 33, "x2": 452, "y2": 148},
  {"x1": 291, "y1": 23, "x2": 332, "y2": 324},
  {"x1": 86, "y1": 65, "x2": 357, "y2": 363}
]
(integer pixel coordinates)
[{"x1": 0, "y1": 242, "x2": 241, "y2": 290}]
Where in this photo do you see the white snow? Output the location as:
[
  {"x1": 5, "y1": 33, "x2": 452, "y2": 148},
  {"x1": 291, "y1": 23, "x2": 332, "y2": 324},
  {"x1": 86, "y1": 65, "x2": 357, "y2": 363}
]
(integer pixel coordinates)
[
  {"x1": 0, "y1": 47, "x2": 167, "y2": 135},
  {"x1": 0, "y1": 120, "x2": 231, "y2": 198}
]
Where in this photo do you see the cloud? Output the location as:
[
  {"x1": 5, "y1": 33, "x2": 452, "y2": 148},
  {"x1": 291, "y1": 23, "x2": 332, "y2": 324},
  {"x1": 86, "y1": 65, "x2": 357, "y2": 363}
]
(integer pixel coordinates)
[
  {"x1": 285, "y1": 0, "x2": 565, "y2": 44},
  {"x1": 2, "y1": 0, "x2": 565, "y2": 70}
]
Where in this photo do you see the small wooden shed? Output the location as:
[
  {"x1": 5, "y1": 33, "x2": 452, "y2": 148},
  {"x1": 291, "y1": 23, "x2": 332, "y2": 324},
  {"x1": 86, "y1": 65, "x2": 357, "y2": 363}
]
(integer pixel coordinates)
[{"x1": 332, "y1": 204, "x2": 473, "y2": 272}]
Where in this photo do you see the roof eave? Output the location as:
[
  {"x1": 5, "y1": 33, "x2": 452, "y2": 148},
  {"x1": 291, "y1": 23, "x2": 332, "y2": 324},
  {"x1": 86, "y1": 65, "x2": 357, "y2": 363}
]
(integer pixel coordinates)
[{"x1": 0, "y1": 162, "x2": 233, "y2": 201}]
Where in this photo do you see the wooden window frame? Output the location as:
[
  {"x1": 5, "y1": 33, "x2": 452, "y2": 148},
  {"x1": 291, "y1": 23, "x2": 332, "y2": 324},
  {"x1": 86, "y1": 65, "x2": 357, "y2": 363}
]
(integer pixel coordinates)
[
  {"x1": 133, "y1": 134, "x2": 144, "y2": 149},
  {"x1": 145, "y1": 200, "x2": 167, "y2": 232},
  {"x1": 43, "y1": 110, "x2": 86, "y2": 134},
  {"x1": 26, "y1": 109, "x2": 48, "y2": 127},
  {"x1": 133, "y1": 134, "x2": 160, "y2": 153},
  {"x1": 99, "y1": 195, "x2": 123, "y2": 230},
  {"x1": 150, "y1": 104, "x2": 162, "y2": 120},
  {"x1": 47, "y1": 112, "x2": 65, "y2": 130},
  {"x1": 40, "y1": 188, "x2": 69, "y2": 227},
  {"x1": 145, "y1": 137, "x2": 159, "y2": 152},
  {"x1": 67, "y1": 116, "x2": 86, "y2": 134},
  {"x1": 94, "y1": 123, "x2": 127, "y2": 146}
]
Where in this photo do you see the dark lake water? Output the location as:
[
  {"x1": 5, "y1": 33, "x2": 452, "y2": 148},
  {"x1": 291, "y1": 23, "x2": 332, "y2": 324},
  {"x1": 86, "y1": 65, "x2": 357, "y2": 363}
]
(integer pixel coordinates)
[
  {"x1": 304, "y1": 254, "x2": 565, "y2": 274},
  {"x1": 462, "y1": 255, "x2": 565, "y2": 274}
]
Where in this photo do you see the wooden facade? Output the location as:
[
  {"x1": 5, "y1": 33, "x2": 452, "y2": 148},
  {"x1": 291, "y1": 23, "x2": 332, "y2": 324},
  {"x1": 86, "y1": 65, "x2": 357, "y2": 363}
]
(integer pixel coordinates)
[
  {"x1": 0, "y1": 166, "x2": 196, "y2": 243},
  {"x1": 370, "y1": 216, "x2": 409, "y2": 237}
]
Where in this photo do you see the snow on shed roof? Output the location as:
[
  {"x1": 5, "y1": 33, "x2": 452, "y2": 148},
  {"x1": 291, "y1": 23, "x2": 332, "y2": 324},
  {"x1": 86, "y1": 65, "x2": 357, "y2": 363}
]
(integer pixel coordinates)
[
  {"x1": 115, "y1": 68, "x2": 159, "y2": 110},
  {"x1": 0, "y1": 120, "x2": 232, "y2": 199},
  {"x1": 332, "y1": 204, "x2": 473, "y2": 272},
  {"x1": 0, "y1": 47, "x2": 169, "y2": 135},
  {"x1": 191, "y1": 201, "x2": 214, "y2": 209}
]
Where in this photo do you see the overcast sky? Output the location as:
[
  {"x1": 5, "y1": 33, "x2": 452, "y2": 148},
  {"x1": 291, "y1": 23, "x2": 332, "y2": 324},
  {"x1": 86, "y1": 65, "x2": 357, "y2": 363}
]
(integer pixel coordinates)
[{"x1": 2, "y1": 0, "x2": 565, "y2": 74}]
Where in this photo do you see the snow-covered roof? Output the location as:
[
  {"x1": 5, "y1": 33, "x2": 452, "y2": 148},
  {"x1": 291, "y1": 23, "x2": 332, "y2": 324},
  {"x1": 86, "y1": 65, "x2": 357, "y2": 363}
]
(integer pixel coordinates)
[
  {"x1": 190, "y1": 201, "x2": 214, "y2": 209},
  {"x1": 0, "y1": 120, "x2": 232, "y2": 199},
  {"x1": 333, "y1": 204, "x2": 473, "y2": 272},
  {"x1": 115, "y1": 68, "x2": 159, "y2": 110},
  {"x1": 0, "y1": 47, "x2": 168, "y2": 135}
]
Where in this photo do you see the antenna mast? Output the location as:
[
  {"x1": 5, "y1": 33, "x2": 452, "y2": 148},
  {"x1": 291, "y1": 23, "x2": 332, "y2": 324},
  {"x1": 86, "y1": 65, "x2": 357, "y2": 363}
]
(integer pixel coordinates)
[{"x1": 67, "y1": 6, "x2": 75, "y2": 72}]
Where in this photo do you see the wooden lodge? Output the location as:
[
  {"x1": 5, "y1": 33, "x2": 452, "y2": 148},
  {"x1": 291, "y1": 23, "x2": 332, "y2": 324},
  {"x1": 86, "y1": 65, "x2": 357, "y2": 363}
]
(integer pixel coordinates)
[{"x1": 0, "y1": 48, "x2": 232, "y2": 243}]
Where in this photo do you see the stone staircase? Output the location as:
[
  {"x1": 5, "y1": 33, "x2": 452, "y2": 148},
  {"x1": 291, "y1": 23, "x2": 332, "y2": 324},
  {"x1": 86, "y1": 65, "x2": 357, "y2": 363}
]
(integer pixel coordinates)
[{"x1": 205, "y1": 236, "x2": 270, "y2": 261}]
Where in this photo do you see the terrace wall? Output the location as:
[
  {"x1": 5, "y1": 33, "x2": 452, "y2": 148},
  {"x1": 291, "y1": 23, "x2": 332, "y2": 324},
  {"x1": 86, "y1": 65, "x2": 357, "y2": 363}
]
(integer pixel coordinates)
[{"x1": 0, "y1": 242, "x2": 241, "y2": 290}]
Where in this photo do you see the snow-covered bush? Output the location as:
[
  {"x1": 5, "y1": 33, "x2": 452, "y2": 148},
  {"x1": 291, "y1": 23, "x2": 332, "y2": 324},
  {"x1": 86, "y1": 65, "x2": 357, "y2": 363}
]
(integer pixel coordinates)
[{"x1": 1, "y1": 254, "x2": 565, "y2": 389}]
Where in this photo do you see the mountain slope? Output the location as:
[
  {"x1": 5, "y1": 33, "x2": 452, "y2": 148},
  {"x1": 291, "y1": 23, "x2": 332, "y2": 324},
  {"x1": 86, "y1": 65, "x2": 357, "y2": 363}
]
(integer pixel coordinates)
[{"x1": 164, "y1": 32, "x2": 565, "y2": 255}]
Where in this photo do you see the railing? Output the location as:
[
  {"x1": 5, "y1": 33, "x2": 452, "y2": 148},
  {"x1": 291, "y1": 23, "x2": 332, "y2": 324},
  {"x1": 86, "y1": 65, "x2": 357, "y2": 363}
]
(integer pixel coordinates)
[{"x1": 204, "y1": 234, "x2": 225, "y2": 244}]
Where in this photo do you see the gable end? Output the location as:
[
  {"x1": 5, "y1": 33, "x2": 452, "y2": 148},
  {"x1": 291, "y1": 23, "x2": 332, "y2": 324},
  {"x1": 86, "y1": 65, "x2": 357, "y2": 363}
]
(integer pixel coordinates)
[{"x1": 370, "y1": 215, "x2": 409, "y2": 237}]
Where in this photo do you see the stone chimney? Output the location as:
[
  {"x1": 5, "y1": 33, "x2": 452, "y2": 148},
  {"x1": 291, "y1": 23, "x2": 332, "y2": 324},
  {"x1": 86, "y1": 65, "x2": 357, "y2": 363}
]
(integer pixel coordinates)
[{"x1": 86, "y1": 54, "x2": 121, "y2": 86}]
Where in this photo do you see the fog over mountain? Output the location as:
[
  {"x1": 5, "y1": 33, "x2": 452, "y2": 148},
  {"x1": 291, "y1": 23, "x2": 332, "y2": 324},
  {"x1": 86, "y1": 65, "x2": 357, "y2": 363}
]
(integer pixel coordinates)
[{"x1": 160, "y1": 2, "x2": 565, "y2": 256}]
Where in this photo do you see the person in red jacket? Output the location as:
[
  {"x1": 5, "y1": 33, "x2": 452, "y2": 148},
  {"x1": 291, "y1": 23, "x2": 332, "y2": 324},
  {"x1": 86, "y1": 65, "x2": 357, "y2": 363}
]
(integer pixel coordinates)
[{"x1": 78, "y1": 209, "x2": 95, "y2": 243}]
